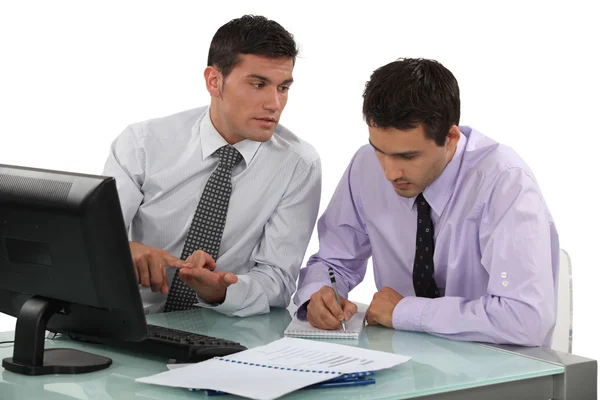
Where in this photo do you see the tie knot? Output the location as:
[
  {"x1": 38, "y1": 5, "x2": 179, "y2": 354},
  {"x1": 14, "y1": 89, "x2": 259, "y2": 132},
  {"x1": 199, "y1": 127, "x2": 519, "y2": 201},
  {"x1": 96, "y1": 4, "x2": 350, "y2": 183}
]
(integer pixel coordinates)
[
  {"x1": 416, "y1": 193, "x2": 431, "y2": 214},
  {"x1": 217, "y1": 145, "x2": 243, "y2": 170}
]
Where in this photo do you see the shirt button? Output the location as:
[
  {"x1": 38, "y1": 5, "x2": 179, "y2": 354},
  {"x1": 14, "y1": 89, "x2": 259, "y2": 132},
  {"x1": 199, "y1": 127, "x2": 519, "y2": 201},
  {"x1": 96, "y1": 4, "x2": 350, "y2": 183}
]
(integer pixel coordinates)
[{"x1": 502, "y1": 281, "x2": 509, "y2": 287}]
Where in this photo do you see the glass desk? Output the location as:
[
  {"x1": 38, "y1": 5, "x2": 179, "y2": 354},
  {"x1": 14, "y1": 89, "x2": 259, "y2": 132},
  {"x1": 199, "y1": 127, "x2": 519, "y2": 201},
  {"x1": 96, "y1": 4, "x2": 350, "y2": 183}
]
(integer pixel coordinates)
[{"x1": 0, "y1": 306, "x2": 596, "y2": 399}]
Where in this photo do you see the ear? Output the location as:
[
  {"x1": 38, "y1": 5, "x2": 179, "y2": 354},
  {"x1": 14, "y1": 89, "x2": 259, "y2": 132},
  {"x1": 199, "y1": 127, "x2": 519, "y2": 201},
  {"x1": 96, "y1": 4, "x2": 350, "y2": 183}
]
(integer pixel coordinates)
[
  {"x1": 446, "y1": 125, "x2": 460, "y2": 149},
  {"x1": 204, "y1": 66, "x2": 222, "y2": 97},
  {"x1": 444, "y1": 125, "x2": 460, "y2": 161}
]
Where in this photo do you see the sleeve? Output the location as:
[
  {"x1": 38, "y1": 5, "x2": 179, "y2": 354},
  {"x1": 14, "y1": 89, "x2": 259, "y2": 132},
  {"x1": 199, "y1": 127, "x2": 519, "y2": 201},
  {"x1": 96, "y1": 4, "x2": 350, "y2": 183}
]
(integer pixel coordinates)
[
  {"x1": 293, "y1": 151, "x2": 372, "y2": 309},
  {"x1": 101, "y1": 125, "x2": 145, "y2": 228},
  {"x1": 393, "y1": 168, "x2": 558, "y2": 346},
  {"x1": 210, "y1": 158, "x2": 323, "y2": 317}
]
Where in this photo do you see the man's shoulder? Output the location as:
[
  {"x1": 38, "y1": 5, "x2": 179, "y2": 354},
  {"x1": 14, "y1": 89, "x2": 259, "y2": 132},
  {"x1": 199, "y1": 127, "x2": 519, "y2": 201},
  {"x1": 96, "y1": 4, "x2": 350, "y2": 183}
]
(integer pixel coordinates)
[
  {"x1": 463, "y1": 127, "x2": 535, "y2": 180},
  {"x1": 355, "y1": 143, "x2": 376, "y2": 158},
  {"x1": 461, "y1": 127, "x2": 538, "y2": 194},
  {"x1": 346, "y1": 144, "x2": 379, "y2": 172},
  {"x1": 126, "y1": 106, "x2": 208, "y2": 141},
  {"x1": 269, "y1": 123, "x2": 320, "y2": 168}
]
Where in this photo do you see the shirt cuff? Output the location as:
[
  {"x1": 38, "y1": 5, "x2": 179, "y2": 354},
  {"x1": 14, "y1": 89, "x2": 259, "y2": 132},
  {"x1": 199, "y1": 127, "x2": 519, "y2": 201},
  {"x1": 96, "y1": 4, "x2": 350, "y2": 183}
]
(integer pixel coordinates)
[
  {"x1": 392, "y1": 296, "x2": 430, "y2": 332},
  {"x1": 293, "y1": 282, "x2": 334, "y2": 309},
  {"x1": 296, "y1": 301, "x2": 309, "y2": 320},
  {"x1": 194, "y1": 276, "x2": 258, "y2": 316}
]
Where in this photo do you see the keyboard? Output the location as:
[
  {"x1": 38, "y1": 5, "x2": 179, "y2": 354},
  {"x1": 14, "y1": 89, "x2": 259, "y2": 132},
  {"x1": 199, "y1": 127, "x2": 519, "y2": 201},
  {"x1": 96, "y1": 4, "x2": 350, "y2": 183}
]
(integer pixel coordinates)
[{"x1": 69, "y1": 324, "x2": 247, "y2": 363}]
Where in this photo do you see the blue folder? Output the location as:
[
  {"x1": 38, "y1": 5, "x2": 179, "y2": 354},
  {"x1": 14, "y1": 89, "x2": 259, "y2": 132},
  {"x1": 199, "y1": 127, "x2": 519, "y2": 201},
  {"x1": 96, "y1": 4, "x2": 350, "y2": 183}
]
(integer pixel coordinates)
[{"x1": 197, "y1": 371, "x2": 376, "y2": 396}]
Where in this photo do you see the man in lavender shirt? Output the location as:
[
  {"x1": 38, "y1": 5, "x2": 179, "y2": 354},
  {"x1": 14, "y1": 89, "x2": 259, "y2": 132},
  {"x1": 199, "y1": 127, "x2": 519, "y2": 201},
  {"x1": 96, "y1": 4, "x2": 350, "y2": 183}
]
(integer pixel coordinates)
[{"x1": 294, "y1": 58, "x2": 559, "y2": 347}]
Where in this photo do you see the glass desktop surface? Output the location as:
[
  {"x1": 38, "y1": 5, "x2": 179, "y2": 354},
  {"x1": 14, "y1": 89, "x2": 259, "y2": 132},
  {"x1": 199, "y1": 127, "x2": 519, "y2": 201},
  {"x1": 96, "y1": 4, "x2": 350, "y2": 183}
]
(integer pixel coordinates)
[{"x1": 0, "y1": 307, "x2": 563, "y2": 399}]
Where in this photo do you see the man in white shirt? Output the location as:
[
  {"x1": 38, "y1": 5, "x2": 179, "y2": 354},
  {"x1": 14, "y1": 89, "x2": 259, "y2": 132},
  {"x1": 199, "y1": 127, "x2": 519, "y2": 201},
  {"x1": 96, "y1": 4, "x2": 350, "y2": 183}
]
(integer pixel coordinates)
[{"x1": 102, "y1": 15, "x2": 321, "y2": 317}]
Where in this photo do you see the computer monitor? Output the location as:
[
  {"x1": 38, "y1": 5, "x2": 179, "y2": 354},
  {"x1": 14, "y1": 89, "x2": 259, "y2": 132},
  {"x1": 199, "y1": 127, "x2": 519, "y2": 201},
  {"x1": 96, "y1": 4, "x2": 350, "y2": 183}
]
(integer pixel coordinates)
[{"x1": 0, "y1": 163, "x2": 147, "y2": 376}]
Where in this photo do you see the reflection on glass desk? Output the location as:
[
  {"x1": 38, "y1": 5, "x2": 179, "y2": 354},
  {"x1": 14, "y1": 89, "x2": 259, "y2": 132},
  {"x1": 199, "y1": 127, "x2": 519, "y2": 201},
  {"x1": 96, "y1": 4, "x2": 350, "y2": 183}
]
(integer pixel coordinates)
[{"x1": 0, "y1": 305, "x2": 596, "y2": 400}]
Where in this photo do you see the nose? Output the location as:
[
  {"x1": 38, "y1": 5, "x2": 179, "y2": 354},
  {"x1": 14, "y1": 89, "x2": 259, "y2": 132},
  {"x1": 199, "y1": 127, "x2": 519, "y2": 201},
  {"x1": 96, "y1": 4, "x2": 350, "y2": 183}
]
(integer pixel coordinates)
[
  {"x1": 263, "y1": 88, "x2": 282, "y2": 113},
  {"x1": 383, "y1": 156, "x2": 404, "y2": 182}
]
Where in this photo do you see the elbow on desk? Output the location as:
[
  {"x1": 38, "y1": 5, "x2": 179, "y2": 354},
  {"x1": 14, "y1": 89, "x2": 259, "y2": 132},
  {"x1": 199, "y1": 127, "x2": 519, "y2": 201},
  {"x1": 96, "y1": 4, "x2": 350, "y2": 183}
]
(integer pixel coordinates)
[
  {"x1": 491, "y1": 302, "x2": 556, "y2": 347},
  {"x1": 503, "y1": 327, "x2": 546, "y2": 348}
]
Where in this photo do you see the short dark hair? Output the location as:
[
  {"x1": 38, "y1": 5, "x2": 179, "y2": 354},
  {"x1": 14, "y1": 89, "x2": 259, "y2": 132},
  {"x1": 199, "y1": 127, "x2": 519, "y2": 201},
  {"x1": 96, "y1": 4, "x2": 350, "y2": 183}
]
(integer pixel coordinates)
[
  {"x1": 207, "y1": 15, "x2": 298, "y2": 79},
  {"x1": 362, "y1": 58, "x2": 461, "y2": 146}
]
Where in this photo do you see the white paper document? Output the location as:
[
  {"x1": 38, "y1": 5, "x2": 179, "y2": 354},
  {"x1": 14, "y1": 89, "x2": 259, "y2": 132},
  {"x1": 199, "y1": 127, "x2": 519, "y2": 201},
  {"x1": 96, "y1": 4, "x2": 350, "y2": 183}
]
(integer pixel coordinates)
[{"x1": 136, "y1": 337, "x2": 411, "y2": 400}]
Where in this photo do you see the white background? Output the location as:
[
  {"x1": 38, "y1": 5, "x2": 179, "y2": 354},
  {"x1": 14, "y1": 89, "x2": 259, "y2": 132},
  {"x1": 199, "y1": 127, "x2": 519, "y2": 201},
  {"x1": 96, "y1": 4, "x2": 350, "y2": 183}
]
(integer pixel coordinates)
[{"x1": 1, "y1": 0, "x2": 598, "y2": 380}]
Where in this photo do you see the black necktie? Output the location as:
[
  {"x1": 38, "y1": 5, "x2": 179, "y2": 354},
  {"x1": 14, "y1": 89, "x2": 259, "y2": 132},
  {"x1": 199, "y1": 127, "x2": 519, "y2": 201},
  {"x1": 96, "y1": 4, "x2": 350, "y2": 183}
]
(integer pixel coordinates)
[
  {"x1": 164, "y1": 145, "x2": 242, "y2": 312},
  {"x1": 413, "y1": 193, "x2": 440, "y2": 298}
]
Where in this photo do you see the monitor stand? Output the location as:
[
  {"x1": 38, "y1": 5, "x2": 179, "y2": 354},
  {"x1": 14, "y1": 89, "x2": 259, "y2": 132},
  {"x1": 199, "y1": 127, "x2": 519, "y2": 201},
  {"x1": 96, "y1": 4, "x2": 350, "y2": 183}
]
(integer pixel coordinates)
[{"x1": 2, "y1": 296, "x2": 112, "y2": 375}]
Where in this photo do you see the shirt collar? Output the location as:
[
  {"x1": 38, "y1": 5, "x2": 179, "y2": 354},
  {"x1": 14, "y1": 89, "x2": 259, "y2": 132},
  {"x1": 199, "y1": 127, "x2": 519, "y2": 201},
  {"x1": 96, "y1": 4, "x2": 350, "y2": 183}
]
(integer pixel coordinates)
[
  {"x1": 408, "y1": 129, "x2": 467, "y2": 218},
  {"x1": 198, "y1": 109, "x2": 261, "y2": 166}
]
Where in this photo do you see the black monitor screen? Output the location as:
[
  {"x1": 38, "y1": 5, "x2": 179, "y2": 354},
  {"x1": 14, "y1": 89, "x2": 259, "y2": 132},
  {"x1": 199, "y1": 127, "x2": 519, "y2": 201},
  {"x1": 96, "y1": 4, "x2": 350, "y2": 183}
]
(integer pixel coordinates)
[{"x1": 0, "y1": 164, "x2": 146, "y2": 375}]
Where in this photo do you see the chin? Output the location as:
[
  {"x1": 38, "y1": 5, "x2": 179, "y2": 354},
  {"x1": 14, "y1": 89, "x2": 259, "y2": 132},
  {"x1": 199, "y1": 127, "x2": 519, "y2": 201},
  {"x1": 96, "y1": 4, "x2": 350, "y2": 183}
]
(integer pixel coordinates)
[
  {"x1": 248, "y1": 129, "x2": 276, "y2": 142},
  {"x1": 394, "y1": 188, "x2": 418, "y2": 198}
]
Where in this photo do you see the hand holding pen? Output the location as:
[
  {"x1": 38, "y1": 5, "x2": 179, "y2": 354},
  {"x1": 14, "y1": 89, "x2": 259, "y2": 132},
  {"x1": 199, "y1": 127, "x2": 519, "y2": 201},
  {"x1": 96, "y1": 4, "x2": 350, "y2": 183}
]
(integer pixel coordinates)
[{"x1": 305, "y1": 268, "x2": 358, "y2": 331}]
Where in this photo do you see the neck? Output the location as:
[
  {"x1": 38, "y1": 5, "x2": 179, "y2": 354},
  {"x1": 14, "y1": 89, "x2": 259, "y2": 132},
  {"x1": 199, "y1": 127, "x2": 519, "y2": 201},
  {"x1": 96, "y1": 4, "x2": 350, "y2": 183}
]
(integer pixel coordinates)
[{"x1": 209, "y1": 104, "x2": 244, "y2": 145}]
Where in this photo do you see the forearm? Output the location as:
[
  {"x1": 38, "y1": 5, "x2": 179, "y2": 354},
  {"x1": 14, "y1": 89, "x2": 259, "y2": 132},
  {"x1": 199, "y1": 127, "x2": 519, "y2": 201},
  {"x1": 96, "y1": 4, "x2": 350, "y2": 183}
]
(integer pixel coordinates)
[
  {"x1": 195, "y1": 264, "x2": 295, "y2": 317},
  {"x1": 393, "y1": 294, "x2": 555, "y2": 346},
  {"x1": 294, "y1": 152, "x2": 372, "y2": 308}
]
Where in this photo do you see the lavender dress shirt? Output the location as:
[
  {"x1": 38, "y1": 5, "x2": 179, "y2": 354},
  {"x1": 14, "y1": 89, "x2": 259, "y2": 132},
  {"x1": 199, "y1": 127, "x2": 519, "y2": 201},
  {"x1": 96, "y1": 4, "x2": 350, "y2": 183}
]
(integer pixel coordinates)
[{"x1": 294, "y1": 126, "x2": 559, "y2": 347}]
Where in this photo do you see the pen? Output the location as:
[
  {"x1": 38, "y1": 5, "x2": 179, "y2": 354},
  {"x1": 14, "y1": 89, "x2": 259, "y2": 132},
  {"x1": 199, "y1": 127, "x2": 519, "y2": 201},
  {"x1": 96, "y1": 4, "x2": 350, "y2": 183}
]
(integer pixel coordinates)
[{"x1": 328, "y1": 267, "x2": 346, "y2": 331}]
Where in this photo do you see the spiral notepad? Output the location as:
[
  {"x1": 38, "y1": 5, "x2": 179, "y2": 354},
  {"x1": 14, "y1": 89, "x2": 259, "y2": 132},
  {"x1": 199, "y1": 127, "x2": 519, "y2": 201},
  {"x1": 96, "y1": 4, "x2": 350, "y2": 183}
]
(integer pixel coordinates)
[{"x1": 284, "y1": 311, "x2": 366, "y2": 339}]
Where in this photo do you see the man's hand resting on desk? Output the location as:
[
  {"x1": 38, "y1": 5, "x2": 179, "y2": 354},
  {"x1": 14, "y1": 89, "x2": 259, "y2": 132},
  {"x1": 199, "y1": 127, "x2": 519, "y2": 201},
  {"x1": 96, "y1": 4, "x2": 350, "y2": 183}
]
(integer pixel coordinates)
[
  {"x1": 178, "y1": 250, "x2": 237, "y2": 304},
  {"x1": 306, "y1": 286, "x2": 358, "y2": 330},
  {"x1": 129, "y1": 242, "x2": 190, "y2": 294},
  {"x1": 365, "y1": 287, "x2": 404, "y2": 328}
]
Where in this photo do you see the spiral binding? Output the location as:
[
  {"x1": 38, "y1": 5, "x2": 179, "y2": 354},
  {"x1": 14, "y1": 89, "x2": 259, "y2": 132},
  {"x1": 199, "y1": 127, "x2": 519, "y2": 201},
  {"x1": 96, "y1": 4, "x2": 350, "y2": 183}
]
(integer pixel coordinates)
[{"x1": 215, "y1": 358, "x2": 343, "y2": 375}]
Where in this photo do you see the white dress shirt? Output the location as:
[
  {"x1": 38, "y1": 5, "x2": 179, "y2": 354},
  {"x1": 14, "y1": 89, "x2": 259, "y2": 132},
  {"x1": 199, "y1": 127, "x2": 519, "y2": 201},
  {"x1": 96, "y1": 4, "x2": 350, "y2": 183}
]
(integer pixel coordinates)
[{"x1": 102, "y1": 106, "x2": 321, "y2": 317}]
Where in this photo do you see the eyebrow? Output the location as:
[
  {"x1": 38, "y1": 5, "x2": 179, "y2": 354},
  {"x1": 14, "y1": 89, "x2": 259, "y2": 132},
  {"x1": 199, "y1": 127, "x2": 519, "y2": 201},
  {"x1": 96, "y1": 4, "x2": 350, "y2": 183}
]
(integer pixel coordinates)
[
  {"x1": 246, "y1": 74, "x2": 294, "y2": 85},
  {"x1": 368, "y1": 139, "x2": 420, "y2": 157}
]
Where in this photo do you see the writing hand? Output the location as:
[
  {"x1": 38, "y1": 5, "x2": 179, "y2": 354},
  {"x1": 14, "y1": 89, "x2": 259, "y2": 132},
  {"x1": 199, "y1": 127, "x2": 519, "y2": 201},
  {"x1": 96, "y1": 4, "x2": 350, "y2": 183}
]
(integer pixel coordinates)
[{"x1": 306, "y1": 286, "x2": 357, "y2": 330}]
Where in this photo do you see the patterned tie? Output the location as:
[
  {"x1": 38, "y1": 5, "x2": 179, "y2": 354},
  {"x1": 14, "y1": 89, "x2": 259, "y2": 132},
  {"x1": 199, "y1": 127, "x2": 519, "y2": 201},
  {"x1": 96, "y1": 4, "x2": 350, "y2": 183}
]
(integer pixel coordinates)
[
  {"x1": 413, "y1": 193, "x2": 440, "y2": 298},
  {"x1": 163, "y1": 144, "x2": 242, "y2": 312}
]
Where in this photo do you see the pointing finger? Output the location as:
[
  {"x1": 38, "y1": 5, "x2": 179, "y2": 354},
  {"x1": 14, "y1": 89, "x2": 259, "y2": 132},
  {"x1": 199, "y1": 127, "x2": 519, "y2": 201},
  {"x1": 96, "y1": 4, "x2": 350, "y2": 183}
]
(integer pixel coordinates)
[
  {"x1": 165, "y1": 254, "x2": 187, "y2": 268},
  {"x1": 160, "y1": 267, "x2": 169, "y2": 294}
]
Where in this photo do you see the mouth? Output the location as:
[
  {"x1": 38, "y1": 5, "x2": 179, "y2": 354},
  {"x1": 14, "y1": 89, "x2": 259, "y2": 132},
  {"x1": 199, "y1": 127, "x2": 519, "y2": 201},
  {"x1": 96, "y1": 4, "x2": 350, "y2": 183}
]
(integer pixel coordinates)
[
  {"x1": 392, "y1": 181, "x2": 411, "y2": 190},
  {"x1": 254, "y1": 117, "x2": 278, "y2": 123},
  {"x1": 254, "y1": 117, "x2": 278, "y2": 129}
]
